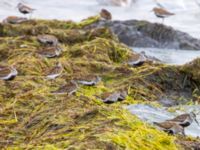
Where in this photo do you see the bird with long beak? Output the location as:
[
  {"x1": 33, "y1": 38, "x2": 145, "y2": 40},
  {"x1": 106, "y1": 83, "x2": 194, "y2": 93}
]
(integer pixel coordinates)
[
  {"x1": 152, "y1": 7, "x2": 175, "y2": 23},
  {"x1": 17, "y1": 3, "x2": 35, "y2": 17},
  {"x1": 167, "y1": 112, "x2": 200, "y2": 127}
]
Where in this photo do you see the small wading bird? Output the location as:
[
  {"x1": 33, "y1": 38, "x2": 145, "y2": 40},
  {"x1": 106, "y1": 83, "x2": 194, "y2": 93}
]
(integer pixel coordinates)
[
  {"x1": 0, "y1": 65, "x2": 18, "y2": 80},
  {"x1": 76, "y1": 75, "x2": 101, "y2": 86},
  {"x1": 152, "y1": 7, "x2": 175, "y2": 23},
  {"x1": 100, "y1": 9, "x2": 112, "y2": 20},
  {"x1": 51, "y1": 80, "x2": 78, "y2": 95},
  {"x1": 154, "y1": 121, "x2": 185, "y2": 136},
  {"x1": 37, "y1": 46, "x2": 62, "y2": 58},
  {"x1": 17, "y1": 3, "x2": 35, "y2": 17},
  {"x1": 101, "y1": 90, "x2": 127, "y2": 104},
  {"x1": 127, "y1": 52, "x2": 147, "y2": 67},
  {"x1": 154, "y1": 112, "x2": 199, "y2": 136},
  {"x1": 46, "y1": 62, "x2": 63, "y2": 80},
  {"x1": 2, "y1": 16, "x2": 28, "y2": 24},
  {"x1": 167, "y1": 112, "x2": 200, "y2": 127},
  {"x1": 37, "y1": 34, "x2": 59, "y2": 46}
]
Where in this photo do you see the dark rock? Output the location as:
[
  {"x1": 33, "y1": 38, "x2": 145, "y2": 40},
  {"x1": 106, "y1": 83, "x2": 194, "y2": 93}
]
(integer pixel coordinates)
[{"x1": 85, "y1": 20, "x2": 200, "y2": 50}]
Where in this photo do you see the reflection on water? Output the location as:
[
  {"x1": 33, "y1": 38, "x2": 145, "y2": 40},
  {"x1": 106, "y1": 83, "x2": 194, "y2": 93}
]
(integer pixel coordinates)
[
  {"x1": 133, "y1": 47, "x2": 200, "y2": 65},
  {"x1": 126, "y1": 104, "x2": 200, "y2": 137}
]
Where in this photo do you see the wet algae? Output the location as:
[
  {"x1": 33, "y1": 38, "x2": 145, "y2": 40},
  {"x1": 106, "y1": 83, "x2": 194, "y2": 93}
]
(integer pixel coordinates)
[{"x1": 0, "y1": 17, "x2": 200, "y2": 149}]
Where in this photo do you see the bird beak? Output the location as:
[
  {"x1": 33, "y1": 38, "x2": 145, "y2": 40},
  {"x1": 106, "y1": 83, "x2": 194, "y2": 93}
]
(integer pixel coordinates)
[{"x1": 194, "y1": 118, "x2": 200, "y2": 126}]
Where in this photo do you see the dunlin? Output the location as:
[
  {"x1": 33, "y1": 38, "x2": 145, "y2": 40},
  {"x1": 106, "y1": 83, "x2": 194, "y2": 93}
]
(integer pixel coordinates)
[
  {"x1": 152, "y1": 7, "x2": 175, "y2": 23},
  {"x1": 37, "y1": 46, "x2": 62, "y2": 58},
  {"x1": 167, "y1": 112, "x2": 199, "y2": 127},
  {"x1": 128, "y1": 52, "x2": 147, "y2": 67},
  {"x1": 102, "y1": 90, "x2": 127, "y2": 104},
  {"x1": 100, "y1": 9, "x2": 112, "y2": 20},
  {"x1": 76, "y1": 75, "x2": 101, "y2": 86},
  {"x1": 0, "y1": 65, "x2": 18, "y2": 80},
  {"x1": 46, "y1": 62, "x2": 63, "y2": 79},
  {"x1": 17, "y1": 3, "x2": 35, "y2": 16},
  {"x1": 37, "y1": 34, "x2": 59, "y2": 46},
  {"x1": 154, "y1": 121, "x2": 185, "y2": 135},
  {"x1": 2, "y1": 16, "x2": 28, "y2": 24},
  {"x1": 51, "y1": 80, "x2": 78, "y2": 95}
]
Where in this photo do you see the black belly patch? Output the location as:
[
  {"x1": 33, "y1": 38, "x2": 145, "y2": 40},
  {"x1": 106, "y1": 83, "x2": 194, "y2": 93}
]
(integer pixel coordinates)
[{"x1": 180, "y1": 122, "x2": 190, "y2": 127}]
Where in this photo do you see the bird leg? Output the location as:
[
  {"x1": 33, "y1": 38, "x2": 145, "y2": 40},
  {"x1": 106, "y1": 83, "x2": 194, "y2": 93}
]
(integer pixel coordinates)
[
  {"x1": 182, "y1": 127, "x2": 186, "y2": 136},
  {"x1": 162, "y1": 18, "x2": 165, "y2": 24}
]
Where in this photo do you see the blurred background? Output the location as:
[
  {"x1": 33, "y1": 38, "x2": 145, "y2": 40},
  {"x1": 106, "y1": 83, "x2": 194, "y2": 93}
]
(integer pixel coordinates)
[{"x1": 1, "y1": 0, "x2": 200, "y2": 38}]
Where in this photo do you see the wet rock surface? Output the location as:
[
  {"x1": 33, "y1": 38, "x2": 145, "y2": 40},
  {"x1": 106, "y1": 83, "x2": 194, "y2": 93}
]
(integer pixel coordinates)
[{"x1": 86, "y1": 20, "x2": 200, "y2": 50}]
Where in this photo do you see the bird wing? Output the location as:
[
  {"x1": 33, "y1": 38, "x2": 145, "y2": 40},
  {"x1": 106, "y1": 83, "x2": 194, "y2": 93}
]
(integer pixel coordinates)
[
  {"x1": 167, "y1": 114, "x2": 188, "y2": 122},
  {"x1": 154, "y1": 121, "x2": 173, "y2": 129},
  {"x1": 157, "y1": 8, "x2": 175, "y2": 16},
  {"x1": 0, "y1": 68, "x2": 11, "y2": 78},
  {"x1": 22, "y1": 5, "x2": 35, "y2": 11}
]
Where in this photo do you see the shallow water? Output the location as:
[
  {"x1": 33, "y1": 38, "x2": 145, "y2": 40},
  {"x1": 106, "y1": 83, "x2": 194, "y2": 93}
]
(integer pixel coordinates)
[
  {"x1": 133, "y1": 47, "x2": 200, "y2": 65},
  {"x1": 126, "y1": 104, "x2": 200, "y2": 137},
  {"x1": 1, "y1": 0, "x2": 200, "y2": 38}
]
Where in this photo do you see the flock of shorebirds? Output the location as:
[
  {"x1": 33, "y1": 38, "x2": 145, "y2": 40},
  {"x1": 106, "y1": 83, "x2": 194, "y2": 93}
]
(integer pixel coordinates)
[
  {"x1": 100, "y1": 6, "x2": 174, "y2": 23},
  {"x1": 0, "y1": 2, "x2": 199, "y2": 136}
]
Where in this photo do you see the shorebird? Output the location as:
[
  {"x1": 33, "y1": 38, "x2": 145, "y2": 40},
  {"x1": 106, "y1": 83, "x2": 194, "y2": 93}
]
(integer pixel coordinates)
[
  {"x1": 37, "y1": 34, "x2": 59, "y2": 46},
  {"x1": 100, "y1": 9, "x2": 112, "y2": 20},
  {"x1": 102, "y1": 90, "x2": 127, "y2": 104},
  {"x1": 17, "y1": 3, "x2": 35, "y2": 16},
  {"x1": 128, "y1": 52, "x2": 147, "y2": 67},
  {"x1": 152, "y1": 7, "x2": 175, "y2": 23},
  {"x1": 0, "y1": 65, "x2": 18, "y2": 80},
  {"x1": 167, "y1": 112, "x2": 200, "y2": 127},
  {"x1": 51, "y1": 80, "x2": 78, "y2": 95},
  {"x1": 76, "y1": 75, "x2": 101, "y2": 86},
  {"x1": 46, "y1": 62, "x2": 63, "y2": 79},
  {"x1": 2, "y1": 16, "x2": 28, "y2": 24},
  {"x1": 37, "y1": 46, "x2": 62, "y2": 58},
  {"x1": 154, "y1": 121, "x2": 185, "y2": 136}
]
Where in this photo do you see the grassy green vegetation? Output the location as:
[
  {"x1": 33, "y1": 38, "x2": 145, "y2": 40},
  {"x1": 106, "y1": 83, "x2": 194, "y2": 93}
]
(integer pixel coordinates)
[{"x1": 0, "y1": 16, "x2": 200, "y2": 149}]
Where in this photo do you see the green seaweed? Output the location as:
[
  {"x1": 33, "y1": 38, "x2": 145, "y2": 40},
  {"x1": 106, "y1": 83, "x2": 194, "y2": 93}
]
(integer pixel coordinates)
[{"x1": 0, "y1": 17, "x2": 200, "y2": 150}]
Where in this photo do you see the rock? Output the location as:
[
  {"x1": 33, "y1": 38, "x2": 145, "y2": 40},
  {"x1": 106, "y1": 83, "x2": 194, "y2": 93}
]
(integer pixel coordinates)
[{"x1": 86, "y1": 20, "x2": 200, "y2": 50}]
